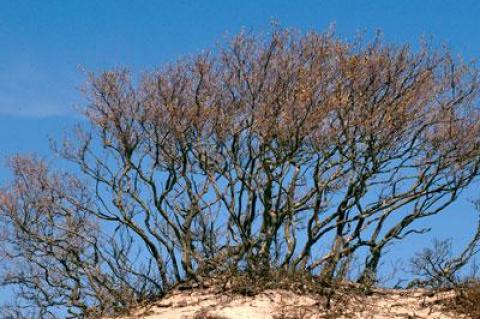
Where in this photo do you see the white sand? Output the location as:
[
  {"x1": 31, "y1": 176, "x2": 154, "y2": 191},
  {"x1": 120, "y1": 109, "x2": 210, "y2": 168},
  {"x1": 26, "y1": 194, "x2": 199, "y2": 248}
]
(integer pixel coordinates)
[{"x1": 118, "y1": 287, "x2": 469, "y2": 319}]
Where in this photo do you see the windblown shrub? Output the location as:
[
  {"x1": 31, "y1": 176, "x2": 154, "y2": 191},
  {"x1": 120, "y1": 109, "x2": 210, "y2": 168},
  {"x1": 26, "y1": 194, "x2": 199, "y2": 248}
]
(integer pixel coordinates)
[{"x1": 2, "y1": 27, "x2": 480, "y2": 318}]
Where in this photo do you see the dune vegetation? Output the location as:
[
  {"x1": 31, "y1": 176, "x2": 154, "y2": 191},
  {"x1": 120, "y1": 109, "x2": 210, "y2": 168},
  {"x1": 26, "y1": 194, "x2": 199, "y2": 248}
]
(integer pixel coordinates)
[{"x1": 2, "y1": 27, "x2": 480, "y2": 318}]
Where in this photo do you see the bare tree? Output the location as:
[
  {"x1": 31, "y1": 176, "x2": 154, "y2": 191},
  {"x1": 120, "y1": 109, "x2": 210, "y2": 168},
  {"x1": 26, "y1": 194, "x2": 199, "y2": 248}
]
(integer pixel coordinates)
[
  {"x1": 2, "y1": 27, "x2": 480, "y2": 317},
  {"x1": 409, "y1": 203, "x2": 480, "y2": 288},
  {"x1": 0, "y1": 156, "x2": 161, "y2": 318}
]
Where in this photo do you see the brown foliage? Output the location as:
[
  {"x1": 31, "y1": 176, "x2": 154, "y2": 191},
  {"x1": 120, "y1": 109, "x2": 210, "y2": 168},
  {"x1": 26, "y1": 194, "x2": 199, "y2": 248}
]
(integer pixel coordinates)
[{"x1": 2, "y1": 26, "x2": 480, "y2": 318}]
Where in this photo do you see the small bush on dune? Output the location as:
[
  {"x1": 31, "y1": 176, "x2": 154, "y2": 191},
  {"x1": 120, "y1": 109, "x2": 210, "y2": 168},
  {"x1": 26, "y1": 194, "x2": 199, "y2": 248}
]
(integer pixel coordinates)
[{"x1": 441, "y1": 282, "x2": 480, "y2": 317}]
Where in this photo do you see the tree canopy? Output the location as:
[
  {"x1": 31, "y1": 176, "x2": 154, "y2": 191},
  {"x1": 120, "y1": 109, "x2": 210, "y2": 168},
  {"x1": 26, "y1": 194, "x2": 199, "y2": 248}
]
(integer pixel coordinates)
[{"x1": 2, "y1": 27, "x2": 480, "y2": 318}]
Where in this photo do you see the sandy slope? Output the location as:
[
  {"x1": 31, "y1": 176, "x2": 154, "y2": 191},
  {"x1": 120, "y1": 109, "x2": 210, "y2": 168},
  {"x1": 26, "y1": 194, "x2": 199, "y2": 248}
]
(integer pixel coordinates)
[{"x1": 119, "y1": 287, "x2": 469, "y2": 319}]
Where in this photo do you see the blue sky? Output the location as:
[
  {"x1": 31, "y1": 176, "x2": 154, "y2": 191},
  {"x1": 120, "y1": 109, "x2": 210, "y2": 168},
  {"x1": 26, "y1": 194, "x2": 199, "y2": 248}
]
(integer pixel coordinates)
[
  {"x1": 2, "y1": 0, "x2": 480, "y2": 119},
  {"x1": 1, "y1": 0, "x2": 480, "y2": 293}
]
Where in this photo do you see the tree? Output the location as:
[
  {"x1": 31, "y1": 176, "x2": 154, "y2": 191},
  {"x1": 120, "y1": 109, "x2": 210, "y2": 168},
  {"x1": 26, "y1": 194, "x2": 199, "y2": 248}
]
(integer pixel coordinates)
[
  {"x1": 2, "y1": 27, "x2": 480, "y2": 318},
  {"x1": 0, "y1": 156, "x2": 160, "y2": 318}
]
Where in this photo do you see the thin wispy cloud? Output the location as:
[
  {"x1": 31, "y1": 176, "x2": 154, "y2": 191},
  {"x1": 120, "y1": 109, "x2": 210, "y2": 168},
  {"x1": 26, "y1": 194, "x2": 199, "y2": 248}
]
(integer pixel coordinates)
[
  {"x1": 0, "y1": 59, "x2": 80, "y2": 118},
  {"x1": 0, "y1": 103, "x2": 73, "y2": 118}
]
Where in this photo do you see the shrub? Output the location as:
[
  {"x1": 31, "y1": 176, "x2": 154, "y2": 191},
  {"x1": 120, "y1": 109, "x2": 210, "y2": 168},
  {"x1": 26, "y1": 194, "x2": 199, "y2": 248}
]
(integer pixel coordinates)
[{"x1": 3, "y1": 26, "x2": 480, "y2": 317}]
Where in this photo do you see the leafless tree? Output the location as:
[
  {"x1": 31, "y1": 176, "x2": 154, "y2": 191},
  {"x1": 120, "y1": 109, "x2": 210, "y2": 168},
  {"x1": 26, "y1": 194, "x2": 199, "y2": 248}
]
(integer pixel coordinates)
[
  {"x1": 2, "y1": 27, "x2": 480, "y2": 317},
  {"x1": 409, "y1": 202, "x2": 480, "y2": 288},
  {"x1": 0, "y1": 156, "x2": 162, "y2": 318}
]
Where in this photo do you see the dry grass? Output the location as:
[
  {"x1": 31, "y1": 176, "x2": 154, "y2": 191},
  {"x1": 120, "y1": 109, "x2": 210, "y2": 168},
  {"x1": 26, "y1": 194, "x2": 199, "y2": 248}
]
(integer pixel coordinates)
[
  {"x1": 441, "y1": 282, "x2": 480, "y2": 318},
  {"x1": 192, "y1": 310, "x2": 230, "y2": 319}
]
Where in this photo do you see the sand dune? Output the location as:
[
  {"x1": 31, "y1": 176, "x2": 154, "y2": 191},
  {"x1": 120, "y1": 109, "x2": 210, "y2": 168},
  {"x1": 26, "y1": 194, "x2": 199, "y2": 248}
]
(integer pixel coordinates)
[{"x1": 119, "y1": 287, "x2": 468, "y2": 319}]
